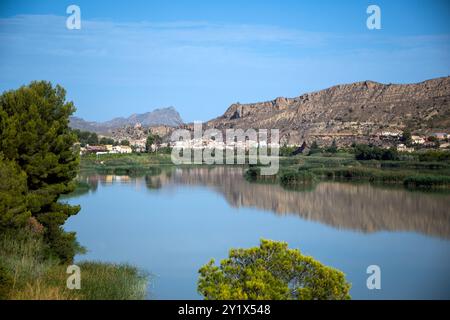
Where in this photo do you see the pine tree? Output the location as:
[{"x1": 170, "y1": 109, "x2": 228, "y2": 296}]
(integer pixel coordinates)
[{"x1": 0, "y1": 81, "x2": 81, "y2": 262}]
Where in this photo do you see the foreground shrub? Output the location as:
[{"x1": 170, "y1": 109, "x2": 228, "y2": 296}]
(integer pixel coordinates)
[{"x1": 198, "y1": 239, "x2": 351, "y2": 300}]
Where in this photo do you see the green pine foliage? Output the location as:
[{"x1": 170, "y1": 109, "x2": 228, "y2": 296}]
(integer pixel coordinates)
[
  {"x1": 0, "y1": 81, "x2": 81, "y2": 262},
  {"x1": 198, "y1": 239, "x2": 351, "y2": 300}
]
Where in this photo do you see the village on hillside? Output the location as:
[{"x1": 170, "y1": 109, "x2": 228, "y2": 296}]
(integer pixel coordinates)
[{"x1": 77, "y1": 121, "x2": 449, "y2": 156}]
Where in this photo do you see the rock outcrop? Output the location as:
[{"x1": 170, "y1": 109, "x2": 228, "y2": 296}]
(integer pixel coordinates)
[{"x1": 205, "y1": 77, "x2": 450, "y2": 146}]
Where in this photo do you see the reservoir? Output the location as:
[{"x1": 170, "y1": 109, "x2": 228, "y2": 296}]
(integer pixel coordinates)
[{"x1": 64, "y1": 167, "x2": 450, "y2": 299}]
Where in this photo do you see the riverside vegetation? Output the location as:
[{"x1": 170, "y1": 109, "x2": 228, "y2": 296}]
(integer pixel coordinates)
[
  {"x1": 0, "y1": 81, "x2": 148, "y2": 300},
  {"x1": 245, "y1": 144, "x2": 450, "y2": 191},
  {"x1": 77, "y1": 144, "x2": 450, "y2": 191}
]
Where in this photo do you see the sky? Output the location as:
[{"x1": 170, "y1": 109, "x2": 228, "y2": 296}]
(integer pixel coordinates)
[{"x1": 0, "y1": 0, "x2": 449, "y2": 123}]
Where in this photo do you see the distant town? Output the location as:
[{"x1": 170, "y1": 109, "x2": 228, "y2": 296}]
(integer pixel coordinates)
[{"x1": 76, "y1": 121, "x2": 449, "y2": 156}]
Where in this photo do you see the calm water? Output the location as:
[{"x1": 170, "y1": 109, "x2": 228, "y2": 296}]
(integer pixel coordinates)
[{"x1": 64, "y1": 167, "x2": 450, "y2": 299}]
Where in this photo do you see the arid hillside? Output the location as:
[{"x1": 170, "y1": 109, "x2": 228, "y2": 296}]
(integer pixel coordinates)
[{"x1": 205, "y1": 77, "x2": 450, "y2": 146}]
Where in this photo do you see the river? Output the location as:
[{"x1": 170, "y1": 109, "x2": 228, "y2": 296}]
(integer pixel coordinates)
[{"x1": 64, "y1": 166, "x2": 450, "y2": 299}]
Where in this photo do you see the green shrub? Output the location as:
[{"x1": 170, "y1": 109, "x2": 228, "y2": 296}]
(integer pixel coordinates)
[
  {"x1": 354, "y1": 144, "x2": 399, "y2": 161},
  {"x1": 198, "y1": 239, "x2": 351, "y2": 300},
  {"x1": 403, "y1": 175, "x2": 450, "y2": 188},
  {"x1": 417, "y1": 150, "x2": 450, "y2": 162},
  {"x1": 244, "y1": 167, "x2": 260, "y2": 181},
  {"x1": 280, "y1": 170, "x2": 317, "y2": 186}
]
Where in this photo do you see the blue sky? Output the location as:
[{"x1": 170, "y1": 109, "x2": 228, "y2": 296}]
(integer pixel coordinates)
[{"x1": 0, "y1": 0, "x2": 449, "y2": 122}]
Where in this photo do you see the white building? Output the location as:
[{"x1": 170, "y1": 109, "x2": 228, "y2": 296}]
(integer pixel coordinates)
[{"x1": 113, "y1": 145, "x2": 132, "y2": 154}]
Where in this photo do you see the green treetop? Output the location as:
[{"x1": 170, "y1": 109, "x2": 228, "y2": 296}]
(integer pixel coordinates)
[{"x1": 198, "y1": 239, "x2": 351, "y2": 300}]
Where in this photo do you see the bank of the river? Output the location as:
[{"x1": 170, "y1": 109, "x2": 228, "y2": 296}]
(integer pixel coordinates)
[
  {"x1": 79, "y1": 152, "x2": 173, "y2": 174},
  {"x1": 0, "y1": 230, "x2": 148, "y2": 300},
  {"x1": 78, "y1": 151, "x2": 450, "y2": 190},
  {"x1": 246, "y1": 152, "x2": 450, "y2": 190}
]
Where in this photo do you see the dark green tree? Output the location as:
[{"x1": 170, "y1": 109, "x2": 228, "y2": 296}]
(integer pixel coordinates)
[
  {"x1": 120, "y1": 139, "x2": 130, "y2": 146},
  {"x1": 146, "y1": 134, "x2": 162, "y2": 152},
  {"x1": 0, "y1": 81, "x2": 81, "y2": 262},
  {"x1": 154, "y1": 135, "x2": 162, "y2": 149},
  {"x1": 198, "y1": 239, "x2": 351, "y2": 300},
  {"x1": 326, "y1": 139, "x2": 338, "y2": 153},
  {"x1": 86, "y1": 132, "x2": 98, "y2": 145},
  {"x1": 146, "y1": 134, "x2": 155, "y2": 152},
  {"x1": 99, "y1": 136, "x2": 115, "y2": 145},
  {"x1": 308, "y1": 141, "x2": 321, "y2": 155},
  {"x1": 401, "y1": 128, "x2": 412, "y2": 147},
  {"x1": 0, "y1": 156, "x2": 31, "y2": 231},
  {"x1": 72, "y1": 129, "x2": 98, "y2": 146}
]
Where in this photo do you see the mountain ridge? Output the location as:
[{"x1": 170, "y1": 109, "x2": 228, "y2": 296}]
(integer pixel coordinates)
[
  {"x1": 69, "y1": 106, "x2": 183, "y2": 133},
  {"x1": 204, "y1": 76, "x2": 450, "y2": 146}
]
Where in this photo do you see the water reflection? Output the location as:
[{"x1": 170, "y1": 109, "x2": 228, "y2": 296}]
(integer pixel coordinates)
[{"x1": 76, "y1": 167, "x2": 450, "y2": 239}]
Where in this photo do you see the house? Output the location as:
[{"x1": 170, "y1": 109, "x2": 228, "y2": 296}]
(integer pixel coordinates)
[
  {"x1": 432, "y1": 132, "x2": 448, "y2": 140},
  {"x1": 411, "y1": 135, "x2": 426, "y2": 145},
  {"x1": 86, "y1": 145, "x2": 108, "y2": 153},
  {"x1": 104, "y1": 144, "x2": 113, "y2": 152},
  {"x1": 113, "y1": 145, "x2": 132, "y2": 154},
  {"x1": 397, "y1": 144, "x2": 414, "y2": 153},
  {"x1": 380, "y1": 130, "x2": 401, "y2": 137}
]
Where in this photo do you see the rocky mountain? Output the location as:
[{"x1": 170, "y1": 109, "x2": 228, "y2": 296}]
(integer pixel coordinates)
[
  {"x1": 70, "y1": 106, "x2": 183, "y2": 133},
  {"x1": 205, "y1": 76, "x2": 450, "y2": 146}
]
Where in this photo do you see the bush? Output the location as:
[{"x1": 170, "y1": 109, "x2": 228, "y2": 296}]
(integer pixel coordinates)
[
  {"x1": 280, "y1": 170, "x2": 317, "y2": 186},
  {"x1": 417, "y1": 150, "x2": 450, "y2": 162},
  {"x1": 279, "y1": 145, "x2": 297, "y2": 157},
  {"x1": 403, "y1": 175, "x2": 450, "y2": 188},
  {"x1": 354, "y1": 144, "x2": 399, "y2": 161},
  {"x1": 308, "y1": 141, "x2": 321, "y2": 155},
  {"x1": 244, "y1": 167, "x2": 260, "y2": 181},
  {"x1": 198, "y1": 239, "x2": 351, "y2": 300}
]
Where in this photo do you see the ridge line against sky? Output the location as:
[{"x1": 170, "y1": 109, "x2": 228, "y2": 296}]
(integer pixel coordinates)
[{"x1": 0, "y1": 0, "x2": 449, "y2": 122}]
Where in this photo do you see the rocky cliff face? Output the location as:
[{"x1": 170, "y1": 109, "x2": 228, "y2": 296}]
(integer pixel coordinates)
[{"x1": 206, "y1": 77, "x2": 450, "y2": 146}]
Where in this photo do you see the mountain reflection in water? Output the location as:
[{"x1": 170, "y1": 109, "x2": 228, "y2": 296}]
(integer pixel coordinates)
[{"x1": 77, "y1": 167, "x2": 450, "y2": 239}]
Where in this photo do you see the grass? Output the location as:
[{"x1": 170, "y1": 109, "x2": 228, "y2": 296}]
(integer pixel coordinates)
[
  {"x1": 80, "y1": 153, "x2": 173, "y2": 173},
  {"x1": 279, "y1": 170, "x2": 317, "y2": 186},
  {"x1": 0, "y1": 230, "x2": 148, "y2": 300}
]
